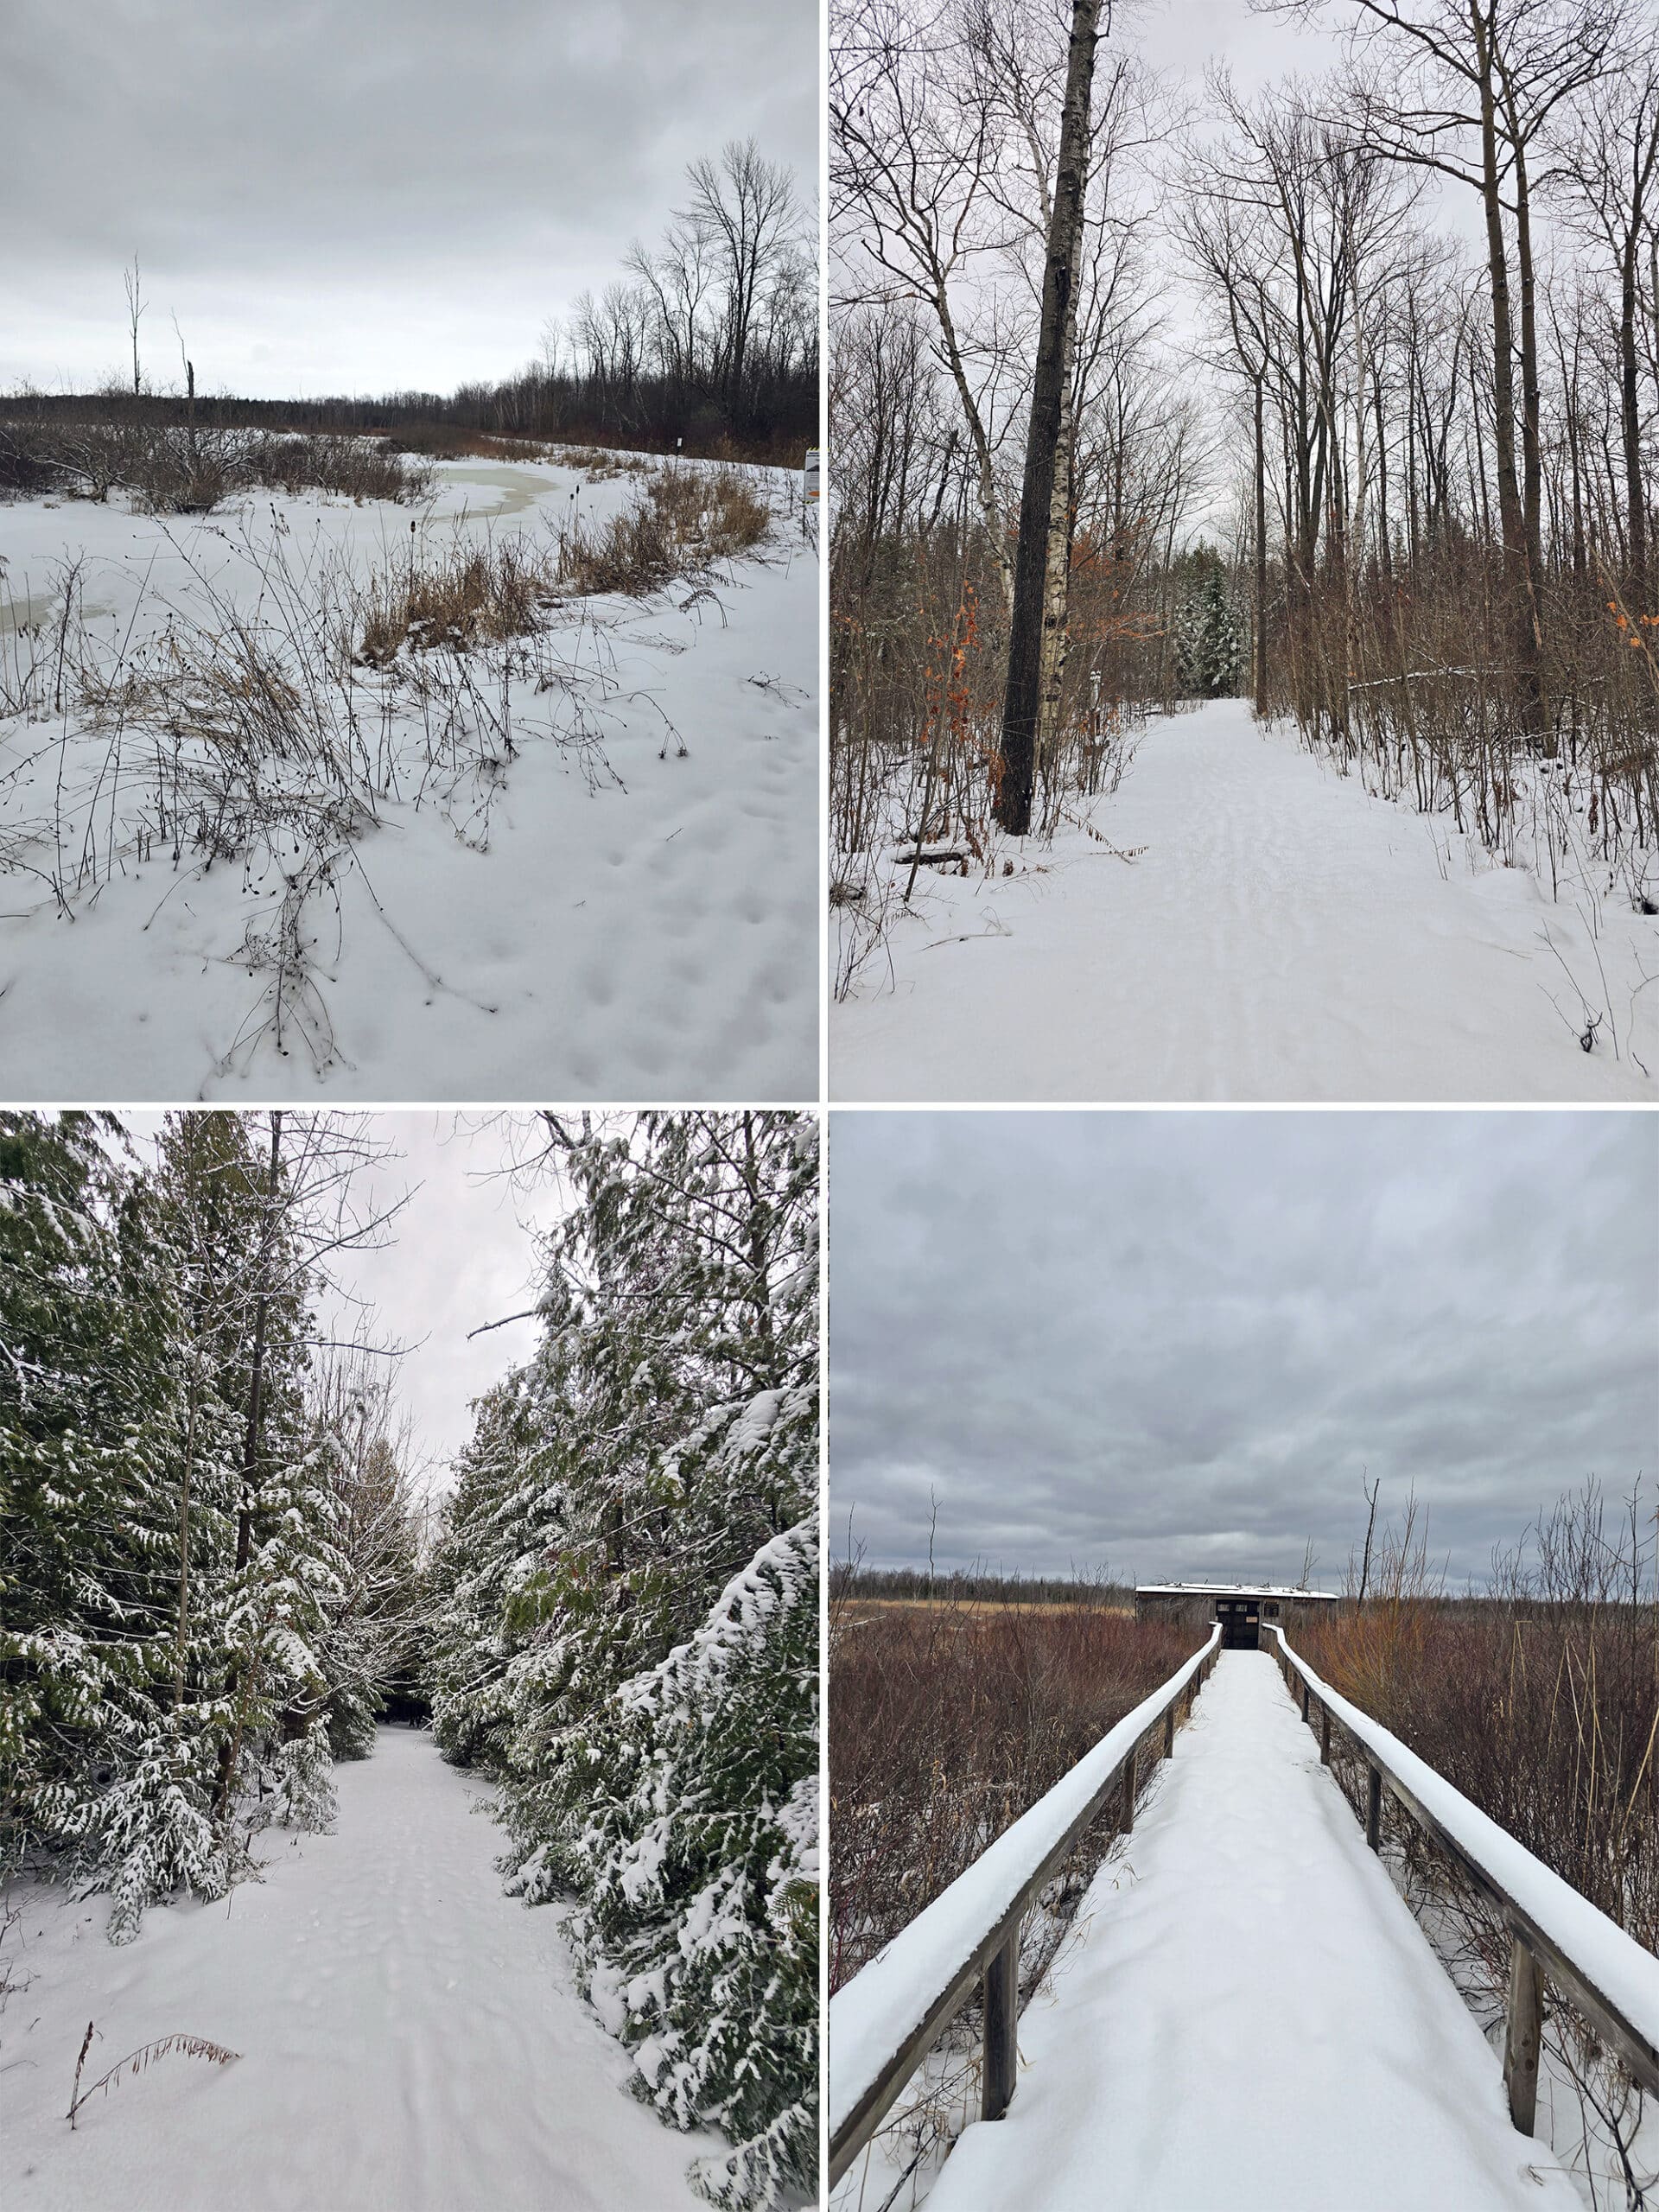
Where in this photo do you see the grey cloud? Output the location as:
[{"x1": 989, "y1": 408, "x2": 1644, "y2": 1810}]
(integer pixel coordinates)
[
  {"x1": 2, "y1": 0, "x2": 816, "y2": 394},
  {"x1": 829, "y1": 1113, "x2": 1659, "y2": 1590}
]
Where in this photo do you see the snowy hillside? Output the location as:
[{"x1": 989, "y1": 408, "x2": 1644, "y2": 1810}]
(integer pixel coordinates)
[
  {"x1": 0, "y1": 449, "x2": 817, "y2": 1099},
  {"x1": 831, "y1": 700, "x2": 1659, "y2": 1102}
]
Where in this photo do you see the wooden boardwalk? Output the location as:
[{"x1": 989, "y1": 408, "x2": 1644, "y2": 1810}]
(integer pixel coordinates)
[{"x1": 869, "y1": 1653, "x2": 1588, "y2": 2212}]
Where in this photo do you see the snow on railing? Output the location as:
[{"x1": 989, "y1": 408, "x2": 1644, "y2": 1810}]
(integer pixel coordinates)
[
  {"x1": 828, "y1": 1624, "x2": 1222, "y2": 2188},
  {"x1": 1274, "y1": 1628, "x2": 1659, "y2": 2135}
]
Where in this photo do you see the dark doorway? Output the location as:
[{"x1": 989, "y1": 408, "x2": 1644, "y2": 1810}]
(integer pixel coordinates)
[{"x1": 1217, "y1": 1599, "x2": 1260, "y2": 1651}]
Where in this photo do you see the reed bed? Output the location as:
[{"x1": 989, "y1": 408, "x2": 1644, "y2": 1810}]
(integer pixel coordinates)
[
  {"x1": 830, "y1": 1575, "x2": 1199, "y2": 2204},
  {"x1": 1297, "y1": 1484, "x2": 1659, "y2": 2209}
]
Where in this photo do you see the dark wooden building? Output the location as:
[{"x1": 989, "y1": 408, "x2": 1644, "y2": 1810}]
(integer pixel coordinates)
[{"x1": 1134, "y1": 1583, "x2": 1340, "y2": 1650}]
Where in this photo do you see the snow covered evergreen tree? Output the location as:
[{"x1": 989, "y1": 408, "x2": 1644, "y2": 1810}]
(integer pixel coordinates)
[
  {"x1": 429, "y1": 1112, "x2": 820, "y2": 2209},
  {"x1": 1, "y1": 1109, "x2": 421, "y2": 1942},
  {"x1": 0, "y1": 1109, "x2": 224, "y2": 1932},
  {"x1": 1173, "y1": 546, "x2": 1242, "y2": 698}
]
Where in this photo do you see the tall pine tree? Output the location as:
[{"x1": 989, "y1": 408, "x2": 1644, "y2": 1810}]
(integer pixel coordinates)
[{"x1": 429, "y1": 1112, "x2": 819, "y2": 2210}]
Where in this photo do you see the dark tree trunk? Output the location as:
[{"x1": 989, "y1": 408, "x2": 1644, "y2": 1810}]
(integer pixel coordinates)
[
  {"x1": 1253, "y1": 374, "x2": 1268, "y2": 714},
  {"x1": 994, "y1": 0, "x2": 1103, "y2": 837}
]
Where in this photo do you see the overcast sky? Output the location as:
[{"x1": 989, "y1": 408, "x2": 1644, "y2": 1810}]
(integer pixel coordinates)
[
  {"x1": 830, "y1": 1113, "x2": 1659, "y2": 1592},
  {"x1": 124, "y1": 1109, "x2": 550, "y2": 1493},
  {"x1": 2, "y1": 0, "x2": 816, "y2": 398},
  {"x1": 324, "y1": 1115, "x2": 553, "y2": 1491}
]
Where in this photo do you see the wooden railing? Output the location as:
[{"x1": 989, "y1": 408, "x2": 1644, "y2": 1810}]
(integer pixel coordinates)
[
  {"x1": 1274, "y1": 1627, "x2": 1659, "y2": 2135},
  {"x1": 828, "y1": 1624, "x2": 1221, "y2": 2190}
]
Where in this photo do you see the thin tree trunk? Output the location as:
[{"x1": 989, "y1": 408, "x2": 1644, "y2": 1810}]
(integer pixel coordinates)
[
  {"x1": 1253, "y1": 374, "x2": 1268, "y2": 713},
  {"x1": 215, "y1": 1109, "x2": 284, "y2": 1827},
  {"x1": 1621, "y1": 245, "x2": 1646, "y2": 604},
  {"x1": 1476, "y1": 29, "x2": 1542, "y2": 736}
]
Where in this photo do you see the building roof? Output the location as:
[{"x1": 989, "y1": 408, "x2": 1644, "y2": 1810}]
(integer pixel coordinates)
[{"x1": 1135, "y1": 1583, "x2": 1340, "y2": 1601}]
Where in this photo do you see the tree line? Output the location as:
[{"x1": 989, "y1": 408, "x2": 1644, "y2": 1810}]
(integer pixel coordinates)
[
  {"x1": 426, "y1": 1112, "x2": 819, "y2": 2212},
  {"x1": 8, "y1": 141, "x2": 816, "y2": 467}
]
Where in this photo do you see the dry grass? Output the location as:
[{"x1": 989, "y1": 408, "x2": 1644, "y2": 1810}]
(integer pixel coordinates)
[
  {"x1": 553, "y1": 444, "x2": 651, "y2": 480},
  {"x1": 843, "y1": 1595, "x2": 1135, "y2": 1622},
  {"x1": 558, "y1": 465, "x2": 770, "y2": 597},
  {"x1": 830, "y1": 1584, "x2": 1198, "y2": 1993},
  {"x1": 67, "y1": 2023, "x2": 240, "y2": 2129},
  {"x1": 387, "y1": 426, "x2": 536, "y2": 462},
  {"x1": 356, "y1": 539, "x2": 558, "y2": 666},
  {"x1": 351, "y1": 466, "x2": 772, "y2": 662},
  {"x1": 1294, "y1": 1482, "x2": 1659, "y2": 2209}
]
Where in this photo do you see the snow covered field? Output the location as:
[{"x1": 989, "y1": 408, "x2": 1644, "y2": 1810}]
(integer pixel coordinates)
[
  {"x1": 912, "y1": 1652, "x2": 1585, "y2": 2212},
  {"x1": 0, "y1": 1726, "x2": 715, "y2": 2212},
  {"x1": 831, "y1": 699, "x2": 1659, "y2": 1102},
  {"x1": 0, "y1": 451, "x2": 817, "y2": 1100}
]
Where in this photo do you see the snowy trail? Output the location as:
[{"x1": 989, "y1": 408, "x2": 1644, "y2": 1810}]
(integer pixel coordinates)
[
  {"x1": 832, "y1": 699, "x2": 1659, "y2": 1100},
  {"x1": 1, "y1": 1727, "x2": 715, "y2": 2212},
  {"x1": 921, "y1": 1652, "x2": 1585, "y2": 2212}
]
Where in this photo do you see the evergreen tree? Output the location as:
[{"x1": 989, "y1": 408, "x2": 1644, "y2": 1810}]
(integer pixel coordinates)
[
  {"x1": 1173, "y1": 546, "x2": 1242, "y2": 698},
  {"x1": 1, "y1": 1109, "x2": 419, "y2": 1941},
  {"x1": 0, "y1": 1112, "x2": 236, "y2": 1933},
  {"x1": 429, "y1": 1112, "x2": 820, "y2": 2210}
]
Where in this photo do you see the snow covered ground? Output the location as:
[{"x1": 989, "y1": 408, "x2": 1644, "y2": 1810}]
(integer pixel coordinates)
[
  {"x1": 903, "y1": 1652, "x2": 1586, "y2": 2212},
  {"x1": 0, "y1": 451, "x2": 817, "y2": 1100},
  {"x1": 0, "y1": 1726, "x2": 716, "y2": 2212},
  {"x1": 831, "y1": 699, "x2": 1659, "y2": 1101}
]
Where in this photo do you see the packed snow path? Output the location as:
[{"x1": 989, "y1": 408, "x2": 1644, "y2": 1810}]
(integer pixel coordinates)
[
  {"x1": 1, "y1": 1727, "x2": 715, "y2": 2212},
  {"x1": 832, "y1": 698, "x2": 1658, "y2": 1101},
  {"x1": 921, "y1": 1653, "x2": 1585, "y2": 2212}
]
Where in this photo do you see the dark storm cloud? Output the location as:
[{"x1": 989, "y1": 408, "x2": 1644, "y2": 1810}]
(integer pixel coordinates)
[
  {"x1": 2, "y1": 0, "x2": 816, "y2": 395},
  {"x1": 830, "y1": 1114, "x2": 1659, "y2": 1590}
]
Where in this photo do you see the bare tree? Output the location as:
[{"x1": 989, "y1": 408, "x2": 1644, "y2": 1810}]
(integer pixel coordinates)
[
  {"x1": 1288, "y1": 0, "x2": 1620, "y2": 736},
  {"x1": 123, "y1": 255, "x2": 146, "y2": 398},
  {"x1": 834, "y1": 0, "x2": 1022, "y2": 610},
  {"x1": 681, "y1": 139, "x2": 799, "y2": 402},
  {"x1": 1556, "y1": 48, "x2": 1659, "y2": 604}
]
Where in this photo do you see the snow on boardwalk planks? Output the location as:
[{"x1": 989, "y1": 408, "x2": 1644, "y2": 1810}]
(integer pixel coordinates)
[
  {"x1": 1, "y1": 1726, "x2": 715, "y2": 2212},
  {"x1": 922, "y1": 1651, "x2": 1585, "y2": 2212},
  {"x1": 832, "y1": 698, "x2": 1658, "y2": 1102}
]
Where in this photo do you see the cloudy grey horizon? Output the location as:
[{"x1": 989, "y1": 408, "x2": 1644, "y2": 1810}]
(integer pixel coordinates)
[
  {"x1": 830, "y1": 1114, "x2": 1659, "y2": 1593},
  {"x1": 2, "y1": 0, "x2": 816, "y2": 398}
]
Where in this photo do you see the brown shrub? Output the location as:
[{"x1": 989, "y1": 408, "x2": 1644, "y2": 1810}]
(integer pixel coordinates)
[
  {"x1": 829, "y1": 1584, "x2": 1199, "y2": 1993},
  {"x1": 553, "y1": 444, "x2": 648, "y2": 480},
  {"x1": 1297, "y1": 1554, "x2": 1659, "y2": 1946},
  {"x1": 388, "y1": 426, "x2": 538, "y2": 463},
  {"x1": 0, "y1": 420, "x2": 430, "y2": 512},
  {"x1": 1291, "y1": 1483, "x2": 1659, "y2": 2199},
  {"x1": 558, "y1": 464, "x2": 770, "y2": 597},
  {"x1": 355, "y1": 538, "x2": 556, "y2": 665}
]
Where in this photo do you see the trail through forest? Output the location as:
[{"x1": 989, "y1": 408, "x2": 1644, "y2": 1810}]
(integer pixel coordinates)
[
  {"x1": 832, "y1": 701, "x2": 1659, "y2": 1102},
  {"x1": 2, "y1": 1727, "x2": 715, "y2": 2212}
]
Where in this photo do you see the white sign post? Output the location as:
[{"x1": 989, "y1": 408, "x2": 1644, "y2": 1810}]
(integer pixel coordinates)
[{"x1": 803, "y1": 448, "x2": 821, "y2": 536}]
